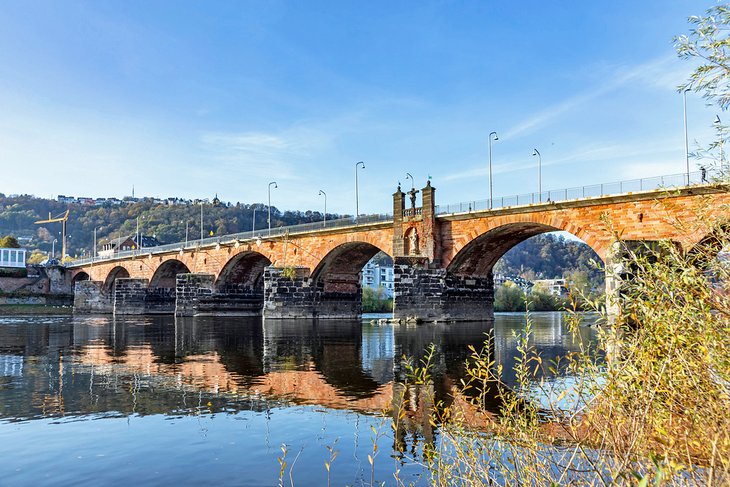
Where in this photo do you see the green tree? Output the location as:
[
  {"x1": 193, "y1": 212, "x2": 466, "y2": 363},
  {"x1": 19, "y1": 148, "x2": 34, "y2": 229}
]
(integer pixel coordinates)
[
  {"x1": 494, "y1": 283, "x2": 525, "y2": 312},
  {"x1": 676, "y1": 4, "x2": 730, "y2": 176},
  {"x1": 676, "y1": 5, "x2": 730, "y2": 109},
  {"x1": 0, "y1": 235, "x2": 20, "y2": 248}
]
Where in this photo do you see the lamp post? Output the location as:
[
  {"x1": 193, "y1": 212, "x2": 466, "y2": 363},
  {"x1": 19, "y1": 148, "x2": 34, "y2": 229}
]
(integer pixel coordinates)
[
  {"x1": 683, "y1": 89, "x2": 690, "y2": 185},
  {"x1": 318, "y1": 190, "x2": 327, "y2": 227},
  {"x1": 716, "y1": 115, "x2": 726, "y2": 169},
  {"x1": 200, "y1": 202, "x2": 204, "y2": 241},
  {"x1": 268, "y1": 181, "x2": 277, "y2": 235},
  {"x1": 532, "y1": 148, "x2": 542, "y2": 202},
  {"x1": 355, "y1": 161, "x2": 365, "y2": 223},
  {"x1": 488, "y1": 131, "x2": 498, "y2": 208},
  {"x1": 252, "y1": 206, "x2": 256, "y2": 234},
  {"x1": 405, "y1": 172, "x2": 414, "y2": 189},
  {"x1": 183, "y1": 221, "x2": 189, "y2": 246},
  {"x1": 93, "y1": 227, "x2": 97, "y2": 260}
]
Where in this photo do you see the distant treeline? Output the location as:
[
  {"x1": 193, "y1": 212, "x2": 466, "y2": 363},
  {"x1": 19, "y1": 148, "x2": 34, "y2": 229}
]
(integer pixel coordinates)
[
  {"x1": 0, "y1": 194, "x2": 341, "y2": 257},
  {"x1": 494, "y1": 233, "x2": 605, "y2": 294}
]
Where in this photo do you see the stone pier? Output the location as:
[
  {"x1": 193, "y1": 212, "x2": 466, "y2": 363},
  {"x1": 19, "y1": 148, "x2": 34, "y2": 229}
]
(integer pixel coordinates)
[
  {"x1": 263, "y1": 267, "x2": 362, "y2": 319},
  {"x1": 393, "y1": 257, "x2": 493, "y2": 322},
  {"x1": 175, "y1": 273, "x2": 214, "y2": 316},
  {"x1": 73, "y1": 280, "x2": 113, "y2": 314},
  {"x1": 113, "y1": 278, "x2": 149, "y2": 315}
]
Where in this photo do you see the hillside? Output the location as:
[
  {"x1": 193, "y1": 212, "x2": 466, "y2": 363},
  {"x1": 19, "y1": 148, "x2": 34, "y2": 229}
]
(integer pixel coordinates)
[
  {"x1": 493, "y1": 233, "x2": 604, "y2": 292},
  {"x1": 0, "y1": 194, "x2": 338, "y2": 257}
]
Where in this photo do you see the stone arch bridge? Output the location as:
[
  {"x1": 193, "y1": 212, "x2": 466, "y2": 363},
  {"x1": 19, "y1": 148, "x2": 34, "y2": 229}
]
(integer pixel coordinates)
[{"x1": 69, "y1": 181, "x2": 730, "y2": 321}]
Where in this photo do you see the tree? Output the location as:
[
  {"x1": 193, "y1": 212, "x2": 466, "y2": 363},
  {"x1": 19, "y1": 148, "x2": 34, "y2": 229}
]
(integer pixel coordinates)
[
  {"x1": 676, "y1": 5, "x2": 730, "y2": 174},
  {"x1": 0, "y1": 235, "x2": 20, "y2": 248},
  {"x1": 27, "y1": 249, "x2": 48, "y2": 264},
  {"x1": 676, "y1": 5, "x2": 730, "y2": 109}
]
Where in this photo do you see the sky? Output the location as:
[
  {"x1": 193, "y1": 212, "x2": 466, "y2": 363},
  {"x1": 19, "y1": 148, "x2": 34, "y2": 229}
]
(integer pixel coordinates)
[{"x1": 0, "y1": 1, "x2": 723, "y2": 215}]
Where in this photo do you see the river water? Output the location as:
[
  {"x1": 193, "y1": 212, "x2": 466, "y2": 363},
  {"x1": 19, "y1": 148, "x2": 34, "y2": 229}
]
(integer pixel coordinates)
[{"x1": 0, "y1": 312, "x2": 596, "y2": 486}]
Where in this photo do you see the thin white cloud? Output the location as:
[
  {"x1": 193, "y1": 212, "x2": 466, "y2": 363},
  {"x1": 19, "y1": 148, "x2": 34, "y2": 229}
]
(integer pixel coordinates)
[
  {"x1": 200, "y1": 127, "x2": 334, "y2": 181},
  {"x1": 503, "y1": 55, "x2": 685, "y2": 140}
]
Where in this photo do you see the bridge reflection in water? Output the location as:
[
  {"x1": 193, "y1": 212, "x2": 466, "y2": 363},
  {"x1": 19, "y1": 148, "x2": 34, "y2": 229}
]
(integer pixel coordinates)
[
  {"x1": 0, "y1": 313, "x2": 598, "y2": 484},
  {"x1": 0, "y1": 314, "x2": 595, "y2": 421}
]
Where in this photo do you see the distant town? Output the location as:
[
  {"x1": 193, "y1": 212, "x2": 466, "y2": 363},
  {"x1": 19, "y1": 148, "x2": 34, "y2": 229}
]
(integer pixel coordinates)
[{"x1": 54, "y1": 193, "x2": 226, "y2": 207}]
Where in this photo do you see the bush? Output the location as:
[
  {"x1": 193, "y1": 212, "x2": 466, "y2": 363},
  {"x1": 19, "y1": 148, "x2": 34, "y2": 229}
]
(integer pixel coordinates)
[{"x1": 362, "y1": 286, "x2": 392, "y2": 313}]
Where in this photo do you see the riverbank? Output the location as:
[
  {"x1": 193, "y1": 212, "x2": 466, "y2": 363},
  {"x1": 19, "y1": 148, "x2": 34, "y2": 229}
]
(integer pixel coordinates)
[{"x1": 0, "y1": 304, "x2": 73, "y2": 315}]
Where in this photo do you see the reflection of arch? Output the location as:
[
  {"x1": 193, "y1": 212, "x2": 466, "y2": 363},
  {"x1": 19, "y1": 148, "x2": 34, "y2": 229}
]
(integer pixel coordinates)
[
  {"x1": 103, "y1": 266, "x2": 130, "y2": 291},
  {"x1": 311, "y1": 242, "x2": 390, "y2": 293},
  {"x1": 215, "y1": 251, "x2": 271, "y2": 292},
  {"x1": 448, "y1": 223, "x2": 602, "y2": 277},
  {"x1": 149, "y1": 259, "x2": 191, "y2": 289},
  {"x1": 72, "y1": 271, "x2": 90, "y2": 283}
]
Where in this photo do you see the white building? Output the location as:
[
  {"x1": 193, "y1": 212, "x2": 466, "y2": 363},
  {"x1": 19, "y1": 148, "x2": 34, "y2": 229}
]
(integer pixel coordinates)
[
  {"x1": 0, "y1": 248, "x2": 27, "y2": 268},
  {"x1": 361, "y1": 262, "x2": 394, "y2": 297},
  {"x1": 533, "y1": 278, "x2": 568, "y2": 297}
]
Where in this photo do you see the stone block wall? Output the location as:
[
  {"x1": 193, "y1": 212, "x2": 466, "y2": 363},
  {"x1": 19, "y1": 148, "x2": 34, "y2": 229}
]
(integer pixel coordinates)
[
  {"x1": 197, "y1": 288, "x2": 264, "y2": 316},
  {"x1": 74, "y1": 280, "x2": 113, "y2": 314},
  {"x1": 263, "y1": 267, "x2": 362, "y2": 319},
  {"x1": 175, "y1": 273, "x2": 215, "y2": 316},
  {"x1": 393, "y1": 258, "x2": 493, "y2": 322},
  {"x1": 113, "y1": 278, "x2": 149, "y2": 315},
  {"x1": 145, "y1": 287, "x2": 177, "y2": 314},
  {"x1": 263, "y1": 267, "x2": 316, "y2": 319}
]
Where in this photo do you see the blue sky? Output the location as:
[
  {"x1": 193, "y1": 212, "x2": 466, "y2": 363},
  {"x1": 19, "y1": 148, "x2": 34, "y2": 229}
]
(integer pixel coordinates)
[{"x1": 0, "y1": 1, "x2": 721, "y2": 215}]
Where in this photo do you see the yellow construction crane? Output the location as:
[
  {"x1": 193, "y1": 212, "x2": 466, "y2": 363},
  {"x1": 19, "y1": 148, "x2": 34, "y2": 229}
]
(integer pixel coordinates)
[{"x1": 35, "y1": 210, "x2": 70, "y2": 264}]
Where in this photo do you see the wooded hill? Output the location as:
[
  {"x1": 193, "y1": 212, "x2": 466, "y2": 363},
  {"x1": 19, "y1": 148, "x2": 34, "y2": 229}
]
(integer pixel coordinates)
[{"x1": 0, "y1": 194, "x2": 337, "y2": 257}]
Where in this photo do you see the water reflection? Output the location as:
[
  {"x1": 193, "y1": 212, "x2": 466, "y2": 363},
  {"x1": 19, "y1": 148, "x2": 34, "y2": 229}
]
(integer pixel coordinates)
[
  {"x1": 0, "y1": 313, "x2": 595, "y2": 423},
  {"x1": 0, "y1": 313, "x2": 597, "y2": 485}
]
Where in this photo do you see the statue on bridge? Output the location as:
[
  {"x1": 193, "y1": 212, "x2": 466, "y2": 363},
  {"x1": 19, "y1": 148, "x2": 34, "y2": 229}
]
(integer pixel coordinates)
[
  {"x1": 405, "y1": 227, "x2": 419, "y2": 255},
  {"x1": 408, "y1": 187, "x2": 420, "y2": 209}
]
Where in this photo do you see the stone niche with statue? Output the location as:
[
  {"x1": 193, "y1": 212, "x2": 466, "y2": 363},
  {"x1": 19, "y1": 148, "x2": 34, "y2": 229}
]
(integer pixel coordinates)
[
  {"x1": 392, "y1": 180, "x2": 439, "y2": 264},
  {"x1": 392, "y1": 180, "x2": 493, "y2": 322}
]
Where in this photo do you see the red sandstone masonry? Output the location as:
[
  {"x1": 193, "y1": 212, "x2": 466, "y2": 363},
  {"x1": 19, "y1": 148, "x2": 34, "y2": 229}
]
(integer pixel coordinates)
[{"x1": 72, "y1": 186, "x2": 730, "y2": 287}]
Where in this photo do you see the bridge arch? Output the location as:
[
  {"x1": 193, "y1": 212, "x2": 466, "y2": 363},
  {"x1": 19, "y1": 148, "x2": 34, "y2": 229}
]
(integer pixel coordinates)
[
  {"x1": 103, "y1": 266, "x2": 130, "y2": 291},
  {"x1": 215, "y1": 251, "x2": 272, "y2": 292},
  {"x1": 149, "y1": 259, "x2": 191, "y2": 289},
  {"x1": 447, "y1": 222, "x2": 603, "y2": 277},
  {"x1": 311, "y1": 241, "x2": 390, "y2": 292},
  {"x1": 72, "y1": 271, "x2": 90, "y2": 284}
]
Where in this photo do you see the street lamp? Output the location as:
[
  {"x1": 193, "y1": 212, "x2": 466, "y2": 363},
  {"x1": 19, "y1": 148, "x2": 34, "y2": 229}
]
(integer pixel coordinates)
[
  {"x1": 405, "y1": 172, "x2": 414, "y2": 189},
  {"x1": 488, "y1": 131, "x2": 498, "y2": 208},
  {"x1": 532, "y1": 148, "x2": 542, "y2": 202},
  {"x1": 683, "y1": 89, "x2": 690, "y2": 185},
  {"x1": 318, "y1": 190, "x2": 327, "y2": 227},
  {"x1": 93, "y1": 227, "x2": 98, "y2": 260},
  {"x1": 136, "y1": 216, "x2": 145, "y2": 250},
  {"x1": 252, "y1": 206, "x2": 257, "y2": 234},
  {"x1": 200, "y1": 201, "x2": 204, "y2": 241},
  {"x1": 355, "y1": 161, "x2": 365, "y2": 223},
  {"x1": 268, "y1": 181, "x2": 277, "y2": 235},
  {"x1": 181, "y1": 220, "x2": 189, "y2": 246},
  {"x1": 715, "y1": 115, "x2": 725, "y2": 168}
]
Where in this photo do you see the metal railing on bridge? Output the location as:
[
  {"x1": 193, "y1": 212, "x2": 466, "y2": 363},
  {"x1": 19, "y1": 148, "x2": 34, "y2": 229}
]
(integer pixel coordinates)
[
  {"x1": 69, "y1": 213, "x2": 393, "y2": 267},
  {"x1": 69, "y1": 170, "x2": 713, "y2": 267},
  {"x1": 435, "y1": 171, "x2": 707, "y2": 215}
]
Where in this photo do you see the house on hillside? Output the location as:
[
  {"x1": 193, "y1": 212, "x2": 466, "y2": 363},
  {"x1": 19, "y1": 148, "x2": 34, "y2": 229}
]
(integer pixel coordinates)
[{"x1": 98, "y1": 235, "x2": 163, "y2": 257}]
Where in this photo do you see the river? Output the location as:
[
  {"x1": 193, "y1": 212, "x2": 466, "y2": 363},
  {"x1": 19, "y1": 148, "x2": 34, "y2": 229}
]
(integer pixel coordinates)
[{"x1": 0, "y1": 312, "x2": 596, "y2": 486}]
